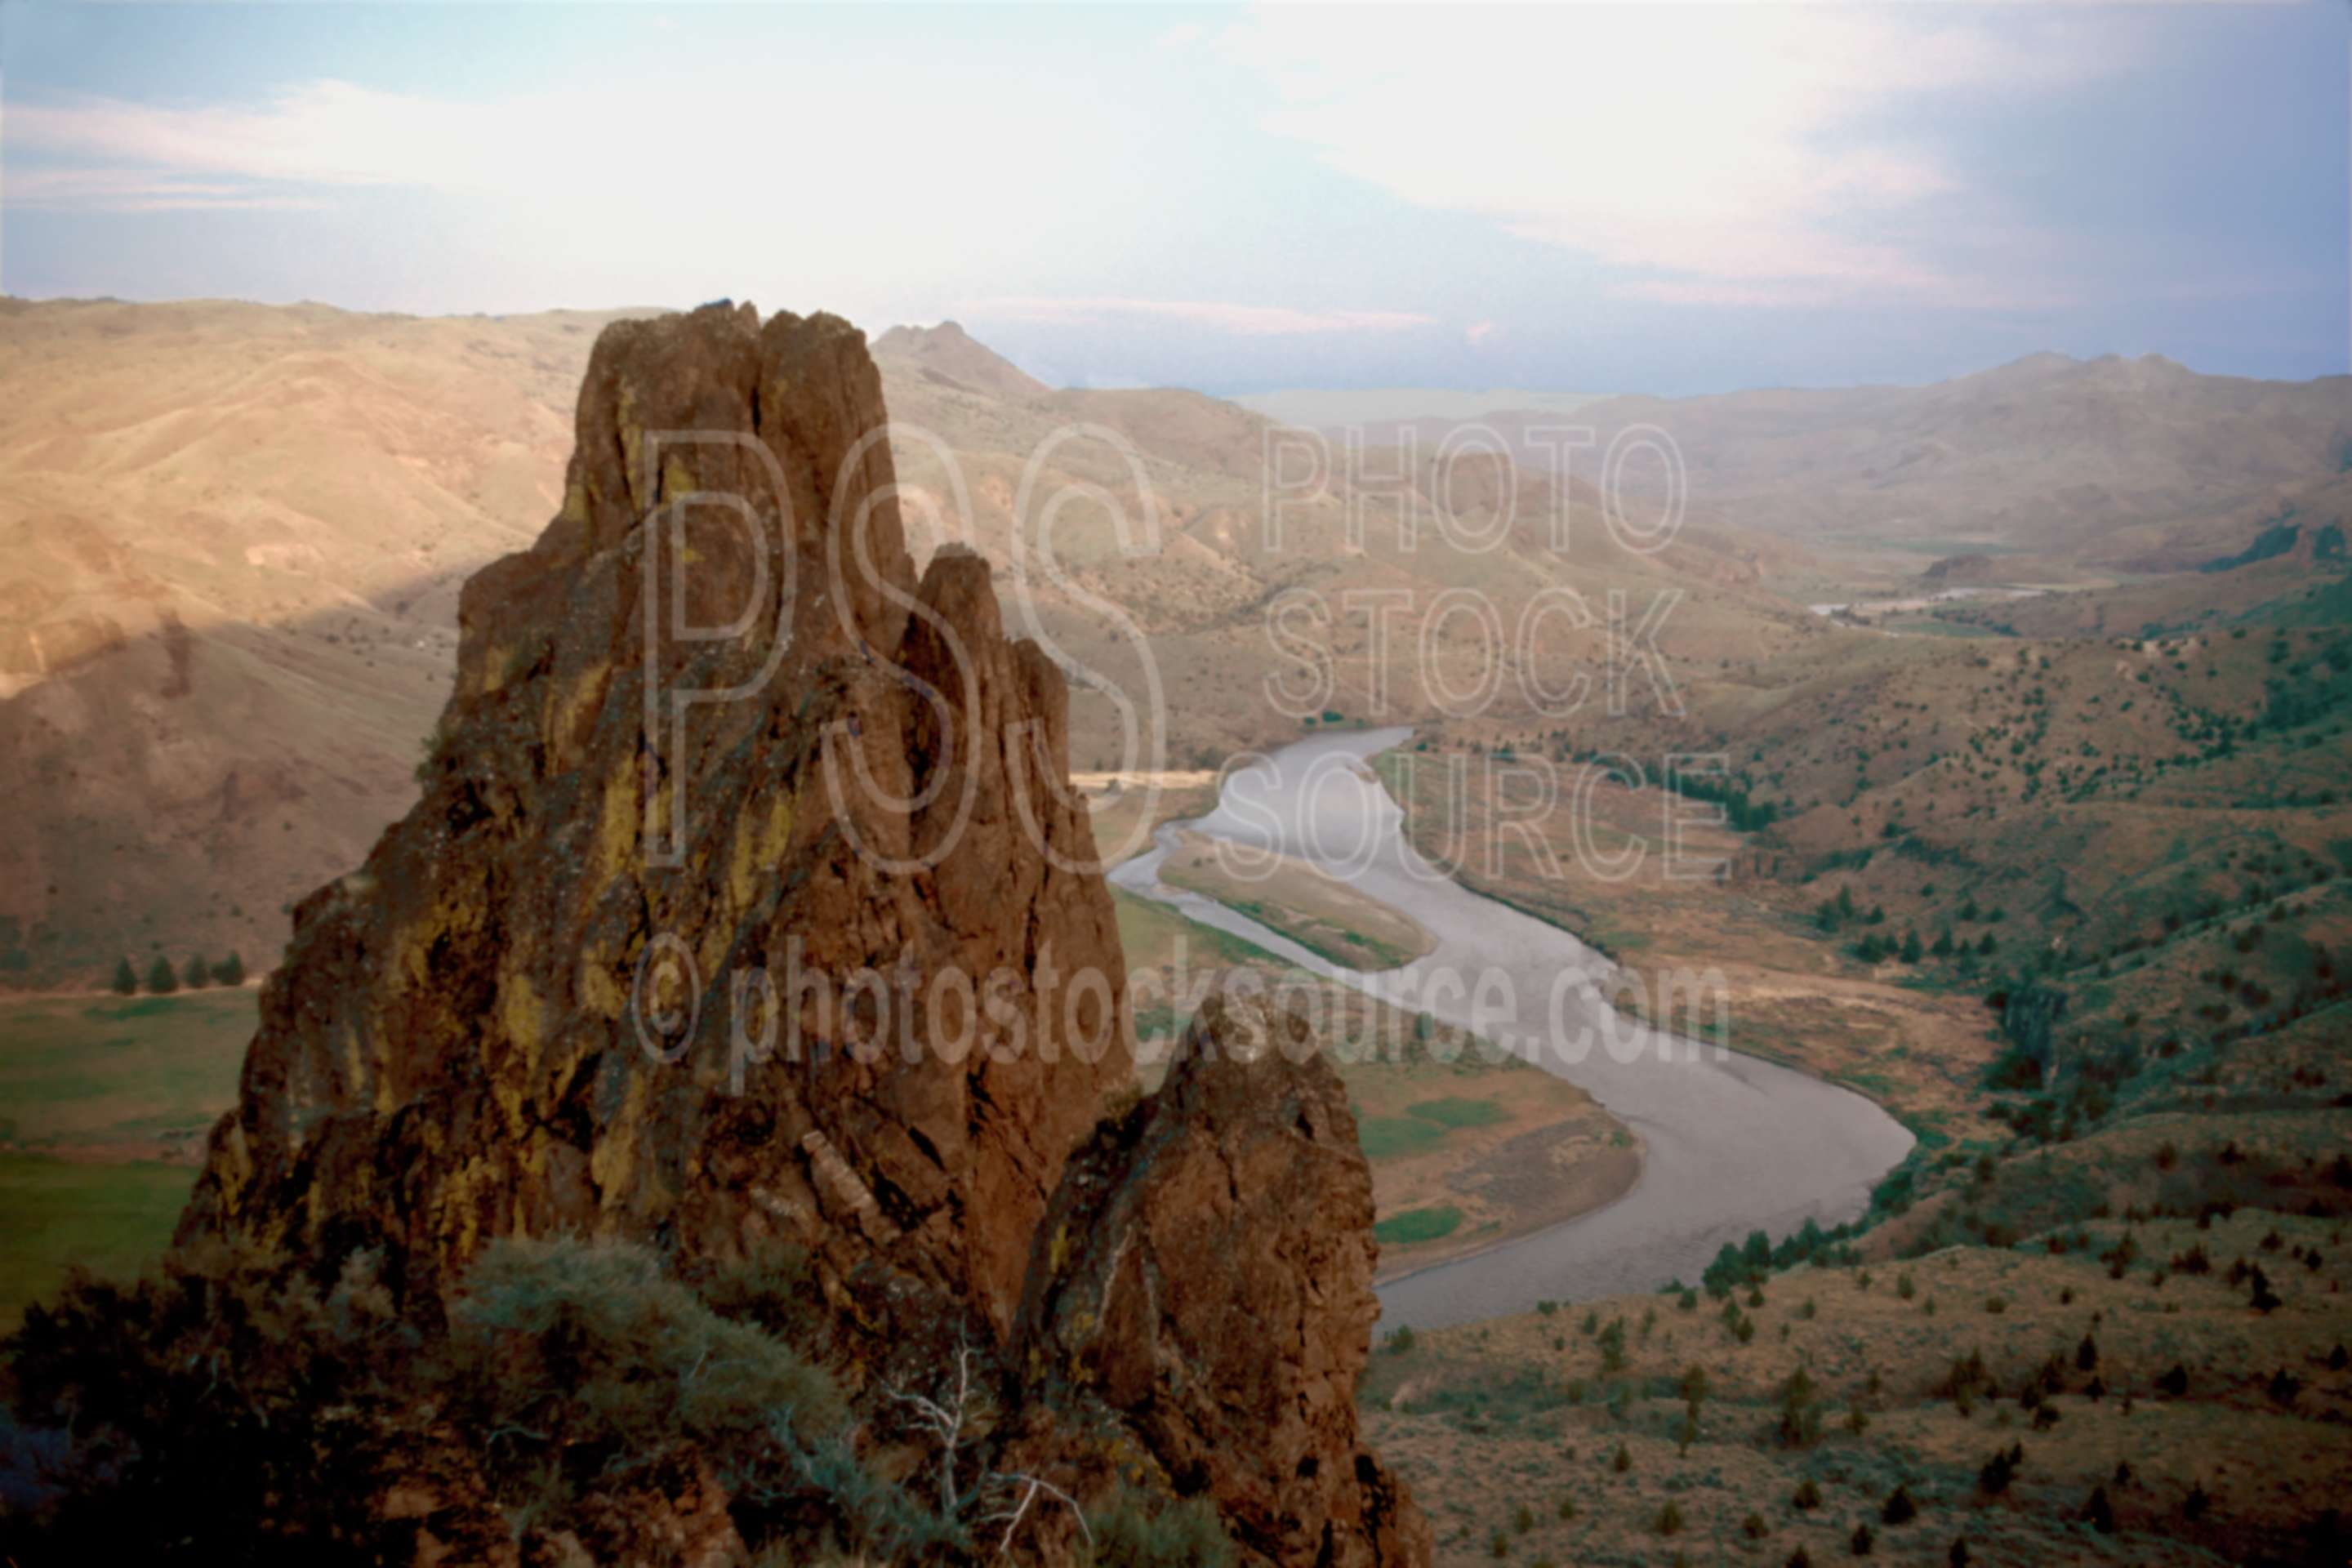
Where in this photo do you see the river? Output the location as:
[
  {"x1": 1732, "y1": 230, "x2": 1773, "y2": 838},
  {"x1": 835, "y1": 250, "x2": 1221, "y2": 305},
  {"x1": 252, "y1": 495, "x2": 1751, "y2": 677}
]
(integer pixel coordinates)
[{"x1": 1107, "y1": 725, "x2": 1916, "y2": 1329}]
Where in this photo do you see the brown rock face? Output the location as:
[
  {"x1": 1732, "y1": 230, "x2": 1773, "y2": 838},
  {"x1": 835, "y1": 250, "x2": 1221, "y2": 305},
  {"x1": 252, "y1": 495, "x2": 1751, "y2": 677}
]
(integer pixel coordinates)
[
  {"x1": 178, "y1": 302, "x2": 1128, "y2": 1334},
  {"x1": 175, "y1": 305, "x2": 1424, "y2": 1564},
  {"x1": 1016, "y1": 983, "x2": 1432, "y2": 1567}
]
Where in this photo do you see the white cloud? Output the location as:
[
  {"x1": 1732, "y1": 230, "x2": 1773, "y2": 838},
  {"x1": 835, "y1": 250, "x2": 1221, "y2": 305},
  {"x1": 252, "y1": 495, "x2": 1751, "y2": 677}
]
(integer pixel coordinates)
[
  {"x1": 1464, "y1": 319, "x2": 1497, "y2": 345},
  {"x1": 0, "y1": 65, "x2": 1148, "y2": 317},
  {"x1": 3, "y1": 166, "x2": 326, "y2": 212},
  {"x1": 969, "y1": 296, "x2": 1434, "y2": 336},
  {"x1": 1217, "y1": 5, "x2": 2126, "y2": 308}
]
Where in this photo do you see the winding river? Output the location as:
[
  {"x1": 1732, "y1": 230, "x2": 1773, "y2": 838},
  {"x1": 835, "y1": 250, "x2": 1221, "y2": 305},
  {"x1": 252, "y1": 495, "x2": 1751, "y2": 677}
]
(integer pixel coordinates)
[{"x1": 1108, "y1": 726, "x2": 1915, "y2": 1329}]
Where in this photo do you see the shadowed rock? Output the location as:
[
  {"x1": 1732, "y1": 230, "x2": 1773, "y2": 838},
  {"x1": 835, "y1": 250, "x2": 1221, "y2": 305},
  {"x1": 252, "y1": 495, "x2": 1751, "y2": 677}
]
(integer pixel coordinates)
[{"x1": 1014, "y1": 982, "x2": 1432, "y2": 1567}]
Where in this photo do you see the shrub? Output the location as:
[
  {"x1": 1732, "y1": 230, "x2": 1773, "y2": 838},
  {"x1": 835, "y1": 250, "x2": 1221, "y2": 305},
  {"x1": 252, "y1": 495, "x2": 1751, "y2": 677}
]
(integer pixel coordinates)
[
  {"x1": 1793, "y1": 1477, "x2": 1822, "y2": 1511},
  {"x1": 1655, "y1": 1501, "x2": 1683, "y2": 1535},
  {"x1": 439, "y1": 1238, "x2": 844, "y2": 1498},
  {"x1": 1851, "y1": 1521, "x2": 1874, "y2": 1556},
  {"x1": 1611, "y1": 1442, "x2": 1632, "y2": 1473},
  {"x1": 1882, "y1": 1485, "x2": 1916, "y2": 1525},
  {"x1": 1743, "y1": 1511, "x2": 1768, "y2": 1539},
  {"x1": 1083, "y1": 1490, "x2": 1233, "y2": 1568},
  {"x1": 1513, "y1": 1503, "x2": 1534, "y2": 1534},
  {"x1": 2, "y1": 1241, "x2": 414, "y2": 1551},
  {"x1": 1776, "y1": 1369, "x2": 1823, "y2": 1449},
  {"x1": 1, "y1": 1238, "x2": 936, "y2": 1564}
]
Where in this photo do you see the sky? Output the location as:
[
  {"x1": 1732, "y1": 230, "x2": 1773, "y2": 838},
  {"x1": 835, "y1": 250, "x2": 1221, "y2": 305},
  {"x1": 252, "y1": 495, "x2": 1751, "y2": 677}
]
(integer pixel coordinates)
[{"x1": 2, "y1": 2, "x2": 2345, "y2": 396}]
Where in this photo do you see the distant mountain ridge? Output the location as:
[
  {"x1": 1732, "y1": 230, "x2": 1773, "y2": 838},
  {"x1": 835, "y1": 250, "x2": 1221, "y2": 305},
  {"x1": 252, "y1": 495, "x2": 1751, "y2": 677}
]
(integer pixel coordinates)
[
  {"x1": 872, "y1": 319, "x2": 1051, "y2": 400},
  {"x1": 1382, "y1": 350, "x2": 2351, "y2": 568}
]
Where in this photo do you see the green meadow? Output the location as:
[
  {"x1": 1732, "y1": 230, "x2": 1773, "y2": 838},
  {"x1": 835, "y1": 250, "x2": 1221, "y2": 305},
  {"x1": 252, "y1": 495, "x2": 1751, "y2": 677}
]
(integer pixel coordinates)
[{"x1": 0, "y1": 988, "x2": 256, "y2": 1323}]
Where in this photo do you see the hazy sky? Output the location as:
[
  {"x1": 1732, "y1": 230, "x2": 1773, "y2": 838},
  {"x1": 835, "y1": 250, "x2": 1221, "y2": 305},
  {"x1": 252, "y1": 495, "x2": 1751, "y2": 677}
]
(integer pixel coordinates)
[{"x1": 3, "y1": 2, "x2": 2345, "y2": 394}]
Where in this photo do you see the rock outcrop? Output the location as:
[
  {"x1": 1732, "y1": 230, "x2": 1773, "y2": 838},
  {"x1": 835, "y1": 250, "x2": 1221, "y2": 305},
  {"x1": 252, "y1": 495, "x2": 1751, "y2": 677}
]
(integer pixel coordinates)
[
  {"x1": 1016, "y1": 982, "x2": 1432, "y2": 1567},
  {"x1": 174, "y1": 303, "x2": 1424, "y2": 1564},
  {"x1": 178, "y1": 301, "x2": 1127, "y2": 1335}
]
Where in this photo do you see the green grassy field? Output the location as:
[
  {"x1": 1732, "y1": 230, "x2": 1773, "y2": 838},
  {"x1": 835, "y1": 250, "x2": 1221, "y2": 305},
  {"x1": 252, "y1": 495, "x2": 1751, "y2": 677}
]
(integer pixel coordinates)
[
  {"x1": 0, "y1": 987, "x2": 256, "y2": 1323},
  {"x1": 0, "y1": 1156, "x2": 203, "y2": 1323},
  {"x1": 1372, "y1": 1204, "x2": 1463, "y2": 1245}
]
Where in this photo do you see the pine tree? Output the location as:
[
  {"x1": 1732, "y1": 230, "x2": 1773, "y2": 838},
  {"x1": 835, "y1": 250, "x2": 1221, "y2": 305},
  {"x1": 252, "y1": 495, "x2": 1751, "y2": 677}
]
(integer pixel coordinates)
[
  {"x1": 1900, "y1": 929, "x2": 1924, "y2": 963},
  {"x1": 145, "y1": 954, "x2": 180, "y2": 995},
  {"x1": 110, "y1": 956, "x2": 138, "y2": 996},
  {"x1": 184, "y1": 953, "x2": 210, "y2": 990},
  {"x1": 212, "y1": 951, "x2": 247, "y2": 987}
]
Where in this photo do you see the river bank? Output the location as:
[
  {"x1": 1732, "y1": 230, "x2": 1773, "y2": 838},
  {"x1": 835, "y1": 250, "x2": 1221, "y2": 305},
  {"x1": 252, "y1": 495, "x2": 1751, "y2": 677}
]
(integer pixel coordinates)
[{"x1": 1110, "y1": 726, "x2": 1916, "y2": 1327}]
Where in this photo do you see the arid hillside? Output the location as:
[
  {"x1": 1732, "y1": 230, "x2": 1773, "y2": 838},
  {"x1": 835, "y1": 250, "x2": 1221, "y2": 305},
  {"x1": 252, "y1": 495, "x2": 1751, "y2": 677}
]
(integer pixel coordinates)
[
  {"x1": 871, "y1": 322, "x2": 1813, "y2": 777},
  {"x1": 0, "y1": 299, "x2": 647, "y2": 987},
  {"x1": 1356, "y1": 353, "x2": 2352, "y2": 577},
  {"x1": 3, "y1": 304, "x2": 2345, "y2": 996},
  {"x1": 0, "y1": 302, "x2": 1805, "y2": 986}
]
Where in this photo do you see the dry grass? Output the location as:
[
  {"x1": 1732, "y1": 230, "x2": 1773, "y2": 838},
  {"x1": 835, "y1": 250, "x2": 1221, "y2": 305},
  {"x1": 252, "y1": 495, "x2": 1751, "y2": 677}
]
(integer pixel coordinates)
[
  {"x1": 1369, "y1": 1210, "x2": 2352, "y2": 1566},
  {"x1": 1159, "y1": 829, "x2": 1437, "y2": 971}
]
